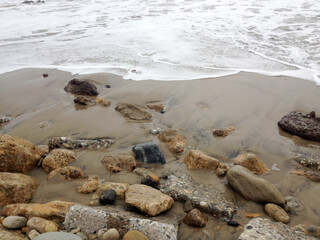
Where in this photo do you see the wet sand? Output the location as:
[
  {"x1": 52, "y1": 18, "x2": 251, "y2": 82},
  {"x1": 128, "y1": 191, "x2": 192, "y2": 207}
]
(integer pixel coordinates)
[{"x1": 1, "y1": 68, "x2": 320, "y2": 239}]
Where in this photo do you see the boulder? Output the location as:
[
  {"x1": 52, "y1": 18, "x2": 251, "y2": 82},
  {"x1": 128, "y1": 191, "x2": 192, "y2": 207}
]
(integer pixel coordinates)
[
  {"x1": 132, "y1": 142, "x2": 166, "y2": 164},
  {"x1": 125, "y1": 184, "x2": 174, "y2": 216},
  {"x1": 265, "y1": 203, "x2": 290, "y2": 224},
  {"x1": 99, "y1": 189, "x2": 116, "y2": 205},
  {"x1": 2, "y1": 216, "x2": 28, "y2": 229},
  {"x1": 0, "y1": 225, "x2": 27, "y2": 240},
  {"x1": 48, "y1": 137, "x2": 115, "y2": 150},
  {"x1": 146, "y1": 104, "x2": 164, "y2": 112},
  {"x1": 278, "y1": 111, "x2": 320, "y2": 142},
  {"x1": 123, "y1": 230, "x2": 149, "y2": 240},
  {"x1": 42, "y1": 149, "x2": 76, "y2": 173},
  {"x1": 183, "y1": 209, "x2": 208, "y2": 227},
  {"x1": 0, "y1": 172, "x2": 39, "y2": 205},
  {"x1": 212, "y1": 126, "x2": 235, "y2": 137},
  {"x1": 77, "y1": 176, "x2": 99, "y2": 194},
  {"x1": 226, "y1": 165, "x2": 285, "y2": 205},
  {"x1": 64, "y1": 79, "x2": 98, "y2": 96},
  {"x1": 34, "y1": 232, "x2": 82, "y2": 240},
  {"x1": 74, "y1": 96, "x2": 96, "y2": 105},
  {"x1": 158, "y1": 129, "x2": 186, "y2": 153},
  {"x1": 234, "y1": 153, "x2": 268, "y2": 173},
  {"x1": 27, "y1": 217, "x2": 58, "y2": 233},
  {"x1": 101, "y1": 155, "x2": 136, "y2": 173},
  {"x1": 93, "y1": 182, "x2": 129, "y2": 200},
  {"x1": 115, "y1": 103, "x2": 152, "y2": 120},
  {"x1": 95, "y1": 97, "x2": 111, "y2": 107},
  {"x1": 47, "y1": 166, "x2": 87, "y2": 180},
  {"x1": 0, "y1": 135, "x2": 44, "y2": 173}
]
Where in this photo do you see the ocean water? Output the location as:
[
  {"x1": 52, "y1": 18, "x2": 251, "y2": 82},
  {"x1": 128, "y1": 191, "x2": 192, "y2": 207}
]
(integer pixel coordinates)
[{"x1": 0, "y1": 0, "x2": 319, "y2": 82}]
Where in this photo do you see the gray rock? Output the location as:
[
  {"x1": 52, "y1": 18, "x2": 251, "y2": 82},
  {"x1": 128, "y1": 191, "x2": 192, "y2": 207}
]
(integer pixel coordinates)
[
  {"x1": 159, "y1": 172, "x2": 236, "y2": 221},
  {"x1": 2, "y1": 216, "x2": 28, "y2": 229},
  {"x1": 34, "y1": 232, "x2": 82, "y2": 240},
  {"x1": 284, "y1": 196, "x2": 304, "y2": 214},
  {"x1": 64, "y1": 79, "x2": 98, "y2": 96},
  {"x1": 0, "y1": 116, "x2": 13, "y2": 124},
  {"x1": 238, "y1": 218, "x2": 317, "y2": 240},
  {"x1": 132, "y1": 142, "x2": 166, "y2": 164},
  {"x1": 226, "y1": 165, "x2": 285, "y2": 205},
  {"x1": 48, "y1": 137, "x2": 115, "y2": 150}
]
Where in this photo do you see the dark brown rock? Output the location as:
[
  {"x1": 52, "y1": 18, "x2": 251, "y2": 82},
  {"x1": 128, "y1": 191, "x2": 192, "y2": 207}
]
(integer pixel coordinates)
[
  {"x1": 73, "y1": 96, "x2": 96, "y2": 105},
  {"x1": 64, "y1": 79, "x2": 98, "y2": 96},
  {"x1": 183, "y1": 209, "x2": 208, "y2": 227}
]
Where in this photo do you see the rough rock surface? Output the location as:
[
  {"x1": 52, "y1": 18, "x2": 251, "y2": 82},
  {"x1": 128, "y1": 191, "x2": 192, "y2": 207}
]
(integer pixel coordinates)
[
  {"x1": 183, "y1": 150, "x2": 227, "y2": 171},
  {"x1": 48, "y1": 137, "x2": 115, "y2": 150},
  {"x1": 265, "y1": 203, "x2": 290, "y2": 224},
  {"x1": 2, "y1": 216, "x2": 28, "y2": 229},
  {"x1": 34, "y1": 232, "x2": 82, "y2": 240},
  {"x1": 101, "y1": 155, "x2": 136, "y2": 173},
  {"x1": 123, "y1": 230, "x2": 149, "y2": 240},
  {"x1": 2, "y1": 201, "x2": 75, "y2": 222},
  {"x1": 159, "y1": 172, "x2": 236, "y2": 221},
  {"x1": 93, "y1": 182, "x2": 129, "y2": 200},
  {"x1": 292, "y1": 153, "x2": 320, "y2": 171},
  {"x1": 27, "y1": 217, "x2": 59, "y2": 233},
  {"x1": 64, "y1": 204, "x2": 178, "y2": 240},
  {"x1": 0, "y1": 172, "x2": 40, "y2": 205},
  {"x1": 237, "y1": 218, "x2": 317, "y2": 240},
  {"x1": 48, "y1": 166, "x2": 87, "y2": 180},
  {"x1": 0, "y1": 116, "x2": 13, "y2": 124},
  {"x1": 141, "y1": 177, "x2": 159, "y2": 189},
  {"x1": 226, "y1": 165, "x2": 285, "y2": 205},
  {"x1": 95, "y1": 97, "x2": 111, "y2": 107},
  {"x1": 158, "y1": 129, "x2": 186, "y2": 153},
  {"x1": 37, "y1": 145, "x2": 49, "y2": 154},
  {"x1": 290, "y1": 169, "x2": 320, "y2": 182},
  {"x1": 234, "y1": 153, "x2": 268, "y2": 173},
  {"x1": 0, "y1": 225, "x2": 28, "y2": 240},
  {"x1": 125, "y1": 184, "x2": 174, "y2": 216},
  {"x1": 99, "y1": 189, "x2": 116, "y2": 205},
  {"x1": 132, "y1": 142, "x2": 166, "y2": 164},
  {"x1": 212, "y1": 126, "x2": 235, "y2": 137},
  {"x1": 284, "y1": 196, "x2": 304, "y2": 214},
  {"x1": 42, "y1": 149, "x2": 76, "y2": 173},
  {"x1": 77, "y1": 176, "x2": 99, "y2": 194},
  {"x1": 278, "y1": 111, "x2": 320, "y2": 142},
  {"x1": 183, "y1": 209, "x2": 208, "y2": 227},
  {"x1": 64, "y1": 79, "x2": 98, "y2": 96},
  {"x1": 115, "y1": 103, "x2": 152, "y2": 120},
  {"x1": 133, "y1": 168, "x2": 159, "y2": 182},
  {"x1": 146, "y1": 104, "x2": 164, "y2": 112},
  {"x1": 74, "y1": 96, "x2": 96, "y2": 106},
  {"x1": 0, "y1": 135, "x2": 44, "y2": 173}
]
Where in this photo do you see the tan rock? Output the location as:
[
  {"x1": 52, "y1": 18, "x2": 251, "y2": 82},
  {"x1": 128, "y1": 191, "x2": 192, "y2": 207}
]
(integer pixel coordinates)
[
  {"x1": 2, "y1": 201, "x2": 75, "y2": 222},
  {"x1": 101, "y1": 155, "x2": 136, "y2": 173},
  {"x1": 125, "y1": 184, "x2": 174, "y2": 216},
  {"x1": 123, "y1": 230, "x2": 149, "y2": 240},
  {"x1": 77, "y1": 176, "x2": 99, "y2": 194},
  {"x1": 115, "y1": 103, "x2": 152, "y2": 120},
  {"x1": 212, "y1": 126, "x2": 235, "y2": 137},
  {"x1": 158, "y1": 129, "x2": 186, "y2": 153},
  {"x1": 0, "y1": 135, "x2": 44, "y2": 173},
  {"x1": 42, "y1": 149, "x2": 76, "y2": 173},
  {"x1": 93, "y1": 182, "x2": 129, "y2": 200},
  {"x1": 0, "y1": 172, "x2": 39, "y2": 206},
  {"x1": 234, "y1": 153, "x2": 268, "y2": 173},
  {"x1": 265, "y1": 203, "x2": 290, "y2": 224},
  {"x1": 27, "y1": 217, "x2": 58, "y2": 233},
  {"x1": 28, "y1": 229, "x2": 40, "y2": 240},
  {"x1": 47, "y1": 166, "x2": 87, "y2": 180},
  {"x1": 146, "y1": 104, "x2": 164, "y2": 112},
  {"x1": 95, "y1": 97, "x2": 111, "y2": 107},
  {"x1": 183, "y1": 209, "x2": 208, "y2": 227},
  {"x1": 37, "y1": 145, "x2": 49, "y2": 154}
]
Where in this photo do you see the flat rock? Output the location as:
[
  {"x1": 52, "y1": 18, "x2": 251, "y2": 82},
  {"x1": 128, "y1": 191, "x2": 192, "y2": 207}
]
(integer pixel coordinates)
[
  {"x1": 132, "y1": 142, "x2": 166, "y2": 164},
  {"x1": 278, "y1": 111, "x2": 320, "y2": 142},
  {"x1": 146, "y1": 104, "x2": 164, "y2": 112},
  {"x1": 0, "y1": 172, "x2": 39, "y2": 205},
  {"x1": 0, "y1": 225, "x2": 27, "y2": 240},
  {"x1": 115, "y1": 103, "x2": 152, "y2": 120},
  {"x1": 265, "y1": 203, "x2": 290, "y2": 224},
  {"x1": 125, "y1": 184, "x2": 174, "y2": 216},
  {"x1": 212, "y1": 126, "x2": 235, "y2": 137},
  {"x1": 2, "y1": 216, "x2": 28, "y2": 229},
  {"x1": 284, "y1": 196, "x2": 304, "y2": 214},
  {"x1": 234, "y1": 153, "x2": 268, "y2": 173},
  {"x1": 183, "y1": 209, "x2": 208, "y2": 227},
  {"x1": 42, "y1": 149, "x2": 76, "y2": 173},
  {"x1": 226, "y1": 165, "x2": 285, "y2": 205},
  {"x1": 34, "y1": 232, "x2": 82, "y2": 240},
  {"x1": 27, "y1": 217, "x2": 58, "y2": 233},
  {"x1": 48, "y1": 137, "x2": 115, "y2": 150},
  {"x1": 0, "y1": 135, "x2": 44, "y2": 173},
  {"x1": 93, "y1": 182, "x2": 129, "y2": 200},
  {"x1": 77, "y1": 176, "x2": 99, "y2": 194},
  {"x1": 238, "y1": 218, "x2": 317, "y2": 240},
  {"x1": 159, "y1": 172, "x2": 236, "y2": 221},
  {"x1": 158, "y1": 129, "x2": 186, "y2": 153},
  {"x1": 101, "y1": 155, "x2": 136, "y2": 173},
  {"x1": 64, "y1": 79, "x2": 98, "y2": 96},
  {"x1": 74, "y1": 96, "x2": 96, "y2": 106}
]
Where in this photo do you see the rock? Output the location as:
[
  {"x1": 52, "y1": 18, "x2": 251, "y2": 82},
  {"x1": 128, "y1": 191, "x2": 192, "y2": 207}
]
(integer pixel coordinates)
[
  {"x1": 123, "y1": 230, "x2": 149, "y2": 240},
  {"x1": 183, "y1": 150, "x2": 227, "y2": 172},
  {"x1": 28, "y1": 229, "x2": 40, "y2": 239},
  {"x1": 2, "y1": 201, "x2": 75, "y2": 222},
  {"x1": 37, "y1": 145, "x2": 49, "y2": 154},
  {"x1": 278, "y1": 111, "x2": 320, "y2": 142},
  {"x1": 292, "y1": 153, "x2": 320, "y2": 171},
  {"x1": 234, "y1": 153, "x2": 268, "y2": 173},
  {"x1": 95, "y1": 98, "x2": 111, "y2": 107},
  {"x1": 27, "y1": 217, "x2": 58, "y2": 233},
  {"x1": 76, "y1": 232, "x2": 88, "y2": 240},
  {"x1": 0, "y1": 225, "x2": 27, "y2": 240},
  {"x1": 104, "y1": 85, "x2": 111, "y2": 88},
  {"x1": 132, "y1": 142, "x2": 166, "y2": 164},
  {"x1": 0, "y1": 135, "x2": 44, "y2": 173},
  {"x1": 146, "y1": 104, "x2": 164, "y2": 112},
  {"x1": 101, "y1": 228, "x2": 119, "y2": 240},
  {"x1": 158, "y1": 129, "x2": 186, "y2": 153},
  {"x1": 0, "y1": 172, "x2": 39, "y2": 205},
  {"x1": 226, "y1": 165, "x2": 285, "y2": 205},
  {"x1": 48, "y1": 137, "x2": 115, "y2": 150},
  {"x1": 101, "y1": 155, "x2": 136, "y2": 173},
  {"x1": 97, "y1": 228, "x2": 108, "y2": 239},
  {"x1": 183, "y1": 200, "x2": 193, "y2": 212},
  {"x1": 48, "y1": 166, "x2": 87, "y2": 180},
  {"x1": 74, "y1": 96, "x2": 96, "y2": 106},
  {"x1": 0, "y1": 116, "x2": 13, "y2": 124},
  {"x1": 227, "y1": 220, "x2": 240, "y2": 227},
  {"x1": 284, "y1": 196, "x2": 304, "y2": 214},
  {"x1": 93, "y1": 182, "x2": 129, "y2": 200},
  {"x1": 141, "y1": 177, "x2": 159, "y2": 189},
  {"x1": 183, "y1": 209, "x2": 208, "y2": 227},
  {"x1": 150, "y1": 128, "x2": 163, "y2": 135},
  {"x1": 133, "y1": 168, "x2": 159, "y2": 182},
  {"x1": 77, "y1": 176, "x2": 99, "y2": 194},
  {"x1": 216, "y1": 167, "x2": 228, "y2": 176},
  {"x1": 159, "y1": 172, "x2": 236, "y2": 221},
  {"x1": 290, "y1": 169, "x2": 320, "y2": 182},
  {"x1": 125, "y1": 184, "x2": 174, "y2": 216},
  {"x1": 238, "y1": 218, "x2": 315, "y2": 240},
  {"x1": 265, "y1": 203, "x2": 290, "y2": 224},
  {"x1": 297, "y1": 225, "x2": 320, "y2": 238},
  {"x1": 212, "y1": 126, "x2": 235, "y2": 137},
  {"x1": 34, "y1": 232, "x2": 82, "y2": 240},
  {"x1": 99, "y1": 189, "x2": 117, "y2": 205},
  {"x1": 115, "y1": 103, "x2": 152, "y2": 121},
  {"x1": 42, "y1": 149, "x2": 76, "y2": 173},
  {"x1": 2, "y1": 216, "x2": 28, "y2": 229},
  {"x1": 64, "y1": 79, "x2": 98, "y2": 96}
]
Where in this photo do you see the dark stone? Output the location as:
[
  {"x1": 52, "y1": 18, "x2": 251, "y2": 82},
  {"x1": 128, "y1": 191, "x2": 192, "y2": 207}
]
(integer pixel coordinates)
[
  {"x1": 43, "y1": 73, "x2": 48, "y2": 78},
  {"x1": 104, "y1": 85, "x2": 111, "y2": 88},
  {"x1": 73, "y1": 96, "x2": 95, "y2": 106},
  {"x1": 278, "y1": 111, "x2": 320, "y2": 142},
  {"x1": 227, "y1": 220, "x2": 240, "y2": 227},
  {"x1": 64, "y1": 79, "x2": 98, "y2": 96},
  {"x1": 132, "y1": 142, "x2": 166, "y2": 164},
  {"x1": 99, "y1": 189, "x2": 116, "y2": 205},
  {"x1": 160, "y1": 110, "x2": 166, "y2": 114},
  {"x1": 141, "y1": 177, "x2": 159, "y2": 189}
]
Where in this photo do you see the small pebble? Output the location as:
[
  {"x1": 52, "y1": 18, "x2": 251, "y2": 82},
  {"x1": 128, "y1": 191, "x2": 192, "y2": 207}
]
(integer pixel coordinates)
[
  {"x1": 227, "y1": 220, "x2": 240, "y2": 227},
  {"x1": 101, "y1": 228, "x2": 119, "y2": 240},
  {"x1": 99, "y1": 189, "x2": 116, "y2": 205},
  {"x1": 104, "y1": 85, "x2": 111, "y2": 88},
  {"x1": 43, "y1": 73, "x2": 48, "y2": 78}
]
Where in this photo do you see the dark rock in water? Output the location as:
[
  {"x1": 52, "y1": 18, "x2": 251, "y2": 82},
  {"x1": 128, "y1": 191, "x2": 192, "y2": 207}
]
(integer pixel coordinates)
[
  {"x1": 183, "y1": 209, "x2": 208, "y2": 227},
  {"x1": 278, "y1": 111, "x2": 320, "y2": 141},
  {"x1": 99, "y1": 189, "x2": 116, "y2": 205},
  {"x1": 141, "y1": 177, "x2": 159, "y2": 189},
  {"x1": 132, "y1": 142, "x2": 166, "y2": 164},
  {"x1": 73, "y1": 96, "x2": 96, "y2": 106},
  {"x1": 48, "y1": 137, "x2": 115, "y2": 150},
  {"x1": 43, "y1": 73, "x2": 48, "y2": 78},
  {"x1": 227, "y1": 220, "x2": 240, "y2": 227},
  {"x1": 104, "y1": 85, "x2": 111, "y2": 88},
  {"x1": 64, "y1": 79, "x2": 98, "y2": 96}
]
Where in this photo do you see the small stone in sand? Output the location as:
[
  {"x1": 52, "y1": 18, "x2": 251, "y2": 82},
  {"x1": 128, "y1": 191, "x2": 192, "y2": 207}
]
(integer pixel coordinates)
[{"x1": 99, "y1": 189, "x2": 117, "y2": 205}]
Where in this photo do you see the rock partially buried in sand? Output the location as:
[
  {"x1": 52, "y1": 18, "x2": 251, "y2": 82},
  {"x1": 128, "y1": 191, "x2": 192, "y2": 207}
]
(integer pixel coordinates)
[
  {"x1": 77, "y1": 176, "x2": 99, "y2": 194},
  {"x1": 146, "y1": 103, "x2": 164, "y2": 112},
  {"x1": 48, "y1": 137, "x2": 115, "y2": 150},
  {"x1": 27, "y1": 217, "x2": 58, "y2": 233},
  {"x1": 212, "y1": 126, "x2": 235, "y2": 137},
  {"x1": 0, "y1": 135, "x2": 44, "y2": 173},
  {"x1": 158, "y1": 129, "x2": 186, "y2": 153},
  {"x1": 0, "y1": 172, "x2": 40, "y2": 206},
  {"x1": 101, "y1": 155, "x2": 136, "y2": 173},
  {"x1": 47, "y1": 166, "x2": 87, "y2": 180},
  {"x1": 42, "y1": 149, "x2": 76, "y2": 173},
  {"x1": 278, "y1": 111, "x2": 320, "y2": 142},
  {"x1": 74, "y1": 96, "x2": 96, "y2": 105},
  {"x1": 132, "y1": 142, "x2": 166, "y2": 164},
  {"x1": 93, "y1": 182, "x2": 129, "y2": 200},
  {"x1": 234, "y1": 153, "x2": 268, "y2": 174},
  {"x1": 64, "y1": 79, "x2": 98, "y2": 96},
  {"x1": 226, "y1": 165, "x2": 285, "y2": 205},
  {"x1": 183, "y1": 209, "x2": 208, "y2": 227},
  {"x1": 115, "y1": 103, "x2": 152, "y2": 120},
  {"x1": 265, "y1": 203, "x2": 290, "y2": 224},
  {"x1": 95, "y1": 97, "x2": 111, "y2": 107}
]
